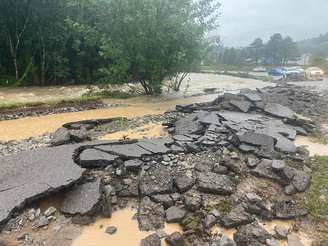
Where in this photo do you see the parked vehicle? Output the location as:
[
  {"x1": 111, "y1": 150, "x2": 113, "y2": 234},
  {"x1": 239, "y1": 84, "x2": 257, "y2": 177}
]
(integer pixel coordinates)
[
  {"x1": 253, "y1": 66, "x2": 267, "y2": 72},
  {"x1": 306, "y1": 67, "x2": 325, "y2": 80},
  {"x1": 284, "y1": 67, "x2": 306, "y2": 81},
  {"x1": 268, "y1": 68, "x2": 285, "y2": 76}
]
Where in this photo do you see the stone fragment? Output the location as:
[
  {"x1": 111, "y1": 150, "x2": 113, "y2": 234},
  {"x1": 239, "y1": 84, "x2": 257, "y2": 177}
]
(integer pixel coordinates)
[
  {"x1": 51, "y1": 127, "x2": 71, "y2": 146},
  {"x1": 137, "y1": 139, "x2": 171, "y2": 154},
  {"x1": 218, "y1": 235, "x2": 236, "y2": 246},
  {"x1": 233, "y1": 223, "x2": 272, "y2": 246},
  {"x1": 139, "y1": 166, "x2": 173, "y2": 196},
  {"x1": 78, "y1": 148, "x2": 118, "y2": 168},
  {"x1": 183, "y1": 191, "x2": 202, "y2": 212},
  {"x1": 96, "y1": 143, "x2": 151, "y2": 159},
  {"x1": 61, "y1": 179, "x2": 102, "y2": 216},
  {"x1": 105, "y1": 226, "x2": 117, "y2": 235},
  {"x1": 44, "y1": 207, "x2": 57, "y2": 217},
  {"x1": 124, "y1": 159, "x2": 143, "y2": 171},
  {"x1": 292, "y1": 172, "x2": 310, "y2": 192},
  {"x1": 37, "y1": 216, "x2": 49, "y2": 228},
  {"x1": 165, "y1": 206, "x2": 186, "y2": 223},
  {"x1": 273, "y1": 201, "x2": 307, "y2": 219},
  {"x1": 229, "y1": 100, "x2": 252, "y2": 113},
  {"x1": 197, "y1": 172, "x2": 235, "y2": 195},
  {"x1": 237, "y1": 132, "x2": 275, "y2": 147},
  {"x1": 165, "y1": 232, "x2": 187, "y2": 246},
  {"x1": 174, "y1": 174, "x2": 195, "y2": 193},
  {"x1": 264, "y1": 103, "x2": 297, "y2": 120},
  {"x1": 221, "y1": 205, "x2": 254, "y2": 228},
  {"x1": 138, "y1": 197, "x2": 165, "y2": 231},
  {"x1": 140, "y1": 234, "x2": 161, "y2": 246}
]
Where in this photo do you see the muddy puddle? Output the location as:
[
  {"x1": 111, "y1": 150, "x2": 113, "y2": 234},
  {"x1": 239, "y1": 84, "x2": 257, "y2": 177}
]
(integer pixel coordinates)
[
  {"x1": 295, "y1": 136, "x2": 328, "y2": 156},
  {"x1": 72, "y1": 207, "x2": 182, "y2": 246}
]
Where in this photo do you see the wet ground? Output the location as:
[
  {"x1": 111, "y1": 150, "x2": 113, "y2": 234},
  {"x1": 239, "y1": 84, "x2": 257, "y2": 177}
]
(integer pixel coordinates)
[{"x1": 0, "y1": 74, "x2": 327, "y2": 246}]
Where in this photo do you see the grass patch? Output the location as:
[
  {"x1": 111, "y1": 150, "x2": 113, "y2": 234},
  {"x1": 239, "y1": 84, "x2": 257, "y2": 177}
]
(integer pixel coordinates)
[
  {"x1": 0, "y1": 97, "x2": 100, "y2": 111},
  {"x1": 82, "y1": 89, "x2": 133, "y2": 100},
  {"x1": 182, "y1": 213, "x2": 203, "y2": 234},
  {"x1": 306, "y1": 156, "x2": 328, "y2": 220},
  {"x1": 309, "y1": 129, "x2": 328, "y2": 145}
]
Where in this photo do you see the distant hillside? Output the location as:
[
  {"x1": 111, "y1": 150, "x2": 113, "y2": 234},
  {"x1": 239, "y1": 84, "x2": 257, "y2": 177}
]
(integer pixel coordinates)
[{"x1": 298, "y1": 33, "x2": 328, "y2": 56}]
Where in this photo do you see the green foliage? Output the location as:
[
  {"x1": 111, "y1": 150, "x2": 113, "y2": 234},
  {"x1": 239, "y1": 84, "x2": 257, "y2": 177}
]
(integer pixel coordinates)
[
  {"x1": 0, "y1": 0, "x2": 220, "y2": 94},
  {"x1": 306, "y1": 156, "x2": 328, "y2": 220},
  {"x1": 298, "y1": 32, "x2": 328, "y2": 56},
  {"x1": 204, "y1": 33, "x2": 300, "y2": 66}
]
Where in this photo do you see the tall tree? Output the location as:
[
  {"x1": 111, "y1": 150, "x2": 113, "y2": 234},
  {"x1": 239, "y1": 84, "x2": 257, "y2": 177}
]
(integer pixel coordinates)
[
  {"x1": 282, "y1": 36, "x2": 300, "y2": 64},
  {"x1": 249, "y1": 38, "x2": 264, "y2": 64},
  {"x1": 265, "y1": 33, "x2": 285, "y2": 64}
]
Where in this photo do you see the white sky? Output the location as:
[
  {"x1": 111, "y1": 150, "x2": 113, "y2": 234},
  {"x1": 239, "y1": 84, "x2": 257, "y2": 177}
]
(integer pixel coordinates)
[{"x1": 219, "y1": 0, "x2": 328, "y2": 47}]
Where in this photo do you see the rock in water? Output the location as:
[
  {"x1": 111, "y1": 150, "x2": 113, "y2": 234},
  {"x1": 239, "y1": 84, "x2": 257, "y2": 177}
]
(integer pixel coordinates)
[
  {"x1": 0, "y1": 145, "x2": 84, "y2": 226},
  {"x1": 233, "y1": 223, "x2": 272, "y2": 246},
  {"x1": 140, "y1": 234, "x2": 161, "y2": 246},
  {"x1": 221, "y1": 205, "x2": 254, "y2": 228},
  {"x1": 61, "y1": 179, "x2": 102, "y2": 216},
  {"x1": 165, "y1": 232, "x2": 187, "y2": 246}
]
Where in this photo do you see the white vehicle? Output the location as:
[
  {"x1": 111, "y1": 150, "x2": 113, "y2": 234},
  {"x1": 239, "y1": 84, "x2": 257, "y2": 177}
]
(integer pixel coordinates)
[
  {"x1": 253, "y1": 66, "x2": 267, "y2": 72},
  {"x1": 306, "y1": 67, "x2": 325, "y2": 79}
]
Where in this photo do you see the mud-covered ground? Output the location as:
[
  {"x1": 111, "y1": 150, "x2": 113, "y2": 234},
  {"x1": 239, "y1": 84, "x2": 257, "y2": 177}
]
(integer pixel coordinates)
[{"x1": 0, "y1": 79, "x2": 328, "y2": 246}]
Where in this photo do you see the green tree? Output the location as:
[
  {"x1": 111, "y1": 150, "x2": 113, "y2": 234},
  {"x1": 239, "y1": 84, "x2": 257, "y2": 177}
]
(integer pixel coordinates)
[
  {"x1": 282, "y1": 36, "x2": 300, "y2": 64},
  {"x1": 265, "y1": 33, "x2": 285, "y2": 64},
  {"x1": 98, "y1": 0, "x2": 220, "y2": 94},
  {"x1": 249, "y1": 38, "x2": 264, "y2": 64}
]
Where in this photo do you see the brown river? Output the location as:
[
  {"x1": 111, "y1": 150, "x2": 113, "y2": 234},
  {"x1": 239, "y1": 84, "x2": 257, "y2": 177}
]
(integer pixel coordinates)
[{"x1": 0, "y1": 73, "x2": 274, "y2": 141}]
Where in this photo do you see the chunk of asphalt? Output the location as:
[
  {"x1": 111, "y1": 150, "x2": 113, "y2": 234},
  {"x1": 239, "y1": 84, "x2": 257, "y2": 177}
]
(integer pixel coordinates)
[
  {"x1": 0, "y1": 145, "x2": 84, "y2": 226},
  {"x1": 61, "y1": 179, "x2": 102, "y2": 216}
]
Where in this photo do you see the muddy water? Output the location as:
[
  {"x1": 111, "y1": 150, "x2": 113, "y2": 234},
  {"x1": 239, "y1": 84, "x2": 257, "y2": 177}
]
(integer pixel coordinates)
[
  {"x1": 0, "y1": 73, "x2": 272, "y2": 104},
  {"x1": 0, "y1": 73, "x2": 273, "y2": 141},
  {"x1": 260, "y1": 220, "x2": 312, "y2": 246},
  {"x1": 295, "y1": 136, "x2": 328, "y2": 156},
  {"x1": 0, "y1": 95, "x2": 214, "y2": 141},
  {"x1": 0, "y1": 85, "x2": 89, "y2": 104},
  {"x1": 72, "y1": 207, "x2": 182, "y2": 246}
]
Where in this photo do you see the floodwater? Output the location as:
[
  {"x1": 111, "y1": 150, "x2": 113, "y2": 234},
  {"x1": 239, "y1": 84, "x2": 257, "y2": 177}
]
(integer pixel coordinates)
[
  {"x1": 295, "y1": 136, "x2": 328, "y2": 156},
  {"x1": 0, "y1": 73, "x2": 272, "y2": 104},
  {"x1": 72, "y1": 207, "x2": 182, "y2": 246},
  {"x1": 0, "y1": 73, "x2": 273, "y2": 141}
]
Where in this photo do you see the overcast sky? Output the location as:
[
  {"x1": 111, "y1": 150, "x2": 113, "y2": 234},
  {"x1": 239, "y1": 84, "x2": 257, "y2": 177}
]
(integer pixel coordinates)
[{"x1": 219, "y1": 0, "x2": 328, "y2": 47}]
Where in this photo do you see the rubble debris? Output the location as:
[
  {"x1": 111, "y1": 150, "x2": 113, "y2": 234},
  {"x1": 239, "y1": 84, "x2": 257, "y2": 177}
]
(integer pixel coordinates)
[
  {"x1": 138, "y1": 197, "x2": 165, "y2": 231},
  {"x1": 0, "y1": 145, "x2": 84, "y2": 226}
]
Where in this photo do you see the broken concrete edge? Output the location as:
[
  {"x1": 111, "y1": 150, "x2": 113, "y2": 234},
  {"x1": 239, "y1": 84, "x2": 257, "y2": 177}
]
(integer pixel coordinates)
[
  {"x1": 62, "y1": 117, "x2": 127, "y2": 129},
  {"x1": 0, "y1": 175, "x2": 86, "y2": 230}
]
